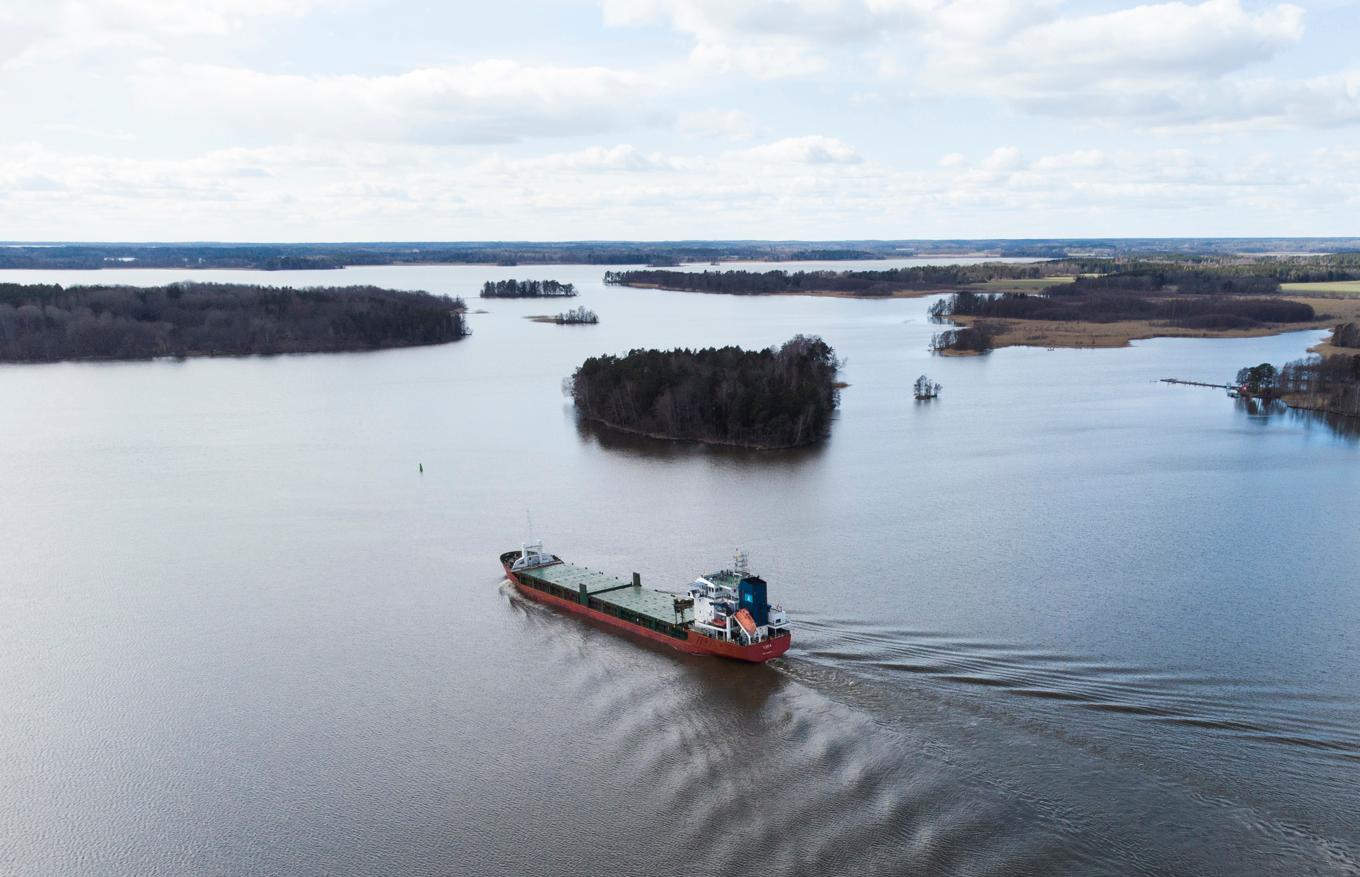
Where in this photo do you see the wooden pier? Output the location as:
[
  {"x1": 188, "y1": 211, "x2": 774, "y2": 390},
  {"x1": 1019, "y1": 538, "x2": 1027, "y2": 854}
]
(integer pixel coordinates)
[{"x1": 1161, "y1": 378, "x2": 1232, "y2": 390}]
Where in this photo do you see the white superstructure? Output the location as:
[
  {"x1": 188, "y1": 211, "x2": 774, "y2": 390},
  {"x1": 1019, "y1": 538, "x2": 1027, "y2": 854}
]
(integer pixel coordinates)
[{"x1": 686, "y1": 551, "x2": 789, "y2": 646}]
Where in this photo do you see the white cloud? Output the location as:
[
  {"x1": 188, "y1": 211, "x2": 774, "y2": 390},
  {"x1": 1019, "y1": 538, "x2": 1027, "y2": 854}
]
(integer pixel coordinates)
[
  {"x1": 920, "y1": 0, "x2": 1312, "y2": 126},
  {"x1": 734, "y1": 136, "x2": 863, "y2": 165},
  {"x1": 607, "y1": 0, "x2": 1304, "y2": 78},
  {"x1": 478, "y1": 145, "x2": 681, "y2": 174},
  {"x1": 601, "y1": 0, "x2": 1356, "y2": 130},
  {"x1": 603, "y1": 0, "x2": 923, "y2": 77},
  {"x1": 2, "y1": 0, "x2": 322, "y2": 65},
  {"x1": 1, "y1": 0, "x2": 1357, "y2": 239},
  {"x1": 677, "y1": 109, "x2": 761, "y2": 140},
  {"x1": 980, "y1": 146, "x2": 1023, "y2": 172},
  {"x1": 131, "y1": 59, "x2": 659, "y2": 144},
  {"x1": 602, "y1": 0, "x2": 912, "y2": 42},
  {"x1": 1093, "y1": 70, "x2": 1360, "y2": 130},
  {"x1": 3, "y1": 137, "x2": 1358, "y2": 239},
  {"x1": 687, "y1": 39, "x2": 827, "y2": 78}
]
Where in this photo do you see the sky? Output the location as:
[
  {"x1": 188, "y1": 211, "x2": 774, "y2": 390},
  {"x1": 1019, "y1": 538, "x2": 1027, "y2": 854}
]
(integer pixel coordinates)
[{"x1": 1, "y1": 0, "x2": 1357, "y2": 241}]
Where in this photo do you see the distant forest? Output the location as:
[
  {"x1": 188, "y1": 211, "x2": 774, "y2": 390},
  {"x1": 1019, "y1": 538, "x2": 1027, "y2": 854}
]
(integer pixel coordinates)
[
  {"x1": 1056, "y1": 271, "x2": 1282, "y2": 295},
  {"x1": 480, "y1": 279, "x2": 576, "y2": 298},
  {"x1": 603, "y1": 264, "x2": 1071, "y2": 295},
  {"x1": 606, "y1": 257, "x2": 1360, "y2": 297},
  {"x1": 1099, "y1": 255, "x2": 1360, "y2": 283},
  {"x1": 0, "y1": 282, "x2": 466, "y2": 362},
  {"x1": 4, "y1": 240, "x2": 1358, "y2": 271},
  {"x1": 570, "y1": 335, "x2": 840, "y2": 449}
]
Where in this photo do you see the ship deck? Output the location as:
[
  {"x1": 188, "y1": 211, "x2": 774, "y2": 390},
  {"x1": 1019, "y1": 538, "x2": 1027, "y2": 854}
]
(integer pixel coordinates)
[
  {"x1": 599, "y1": 585, "x2": 695, "y2": 625},
  {"x1": 528, "y1": 562, "x2": 634, "y2": 596},
  {"x1": 519, "y1": 561, "x2": 695, "y2": 626}
]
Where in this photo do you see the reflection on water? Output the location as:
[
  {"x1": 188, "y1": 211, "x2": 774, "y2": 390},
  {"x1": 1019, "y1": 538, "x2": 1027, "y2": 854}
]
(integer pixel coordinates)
[
  {"x1": 572, "y1": 409, "x2": 832, "y2": 465},
  {"x1": 1236, "y1": 396, "x2": 1360, "y2": 440}
]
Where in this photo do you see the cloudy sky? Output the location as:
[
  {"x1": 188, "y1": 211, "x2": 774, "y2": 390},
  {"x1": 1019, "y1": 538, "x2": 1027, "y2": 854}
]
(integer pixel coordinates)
[{"x1": 2, "y1": 0, "x2": 1357, "y2": 240}]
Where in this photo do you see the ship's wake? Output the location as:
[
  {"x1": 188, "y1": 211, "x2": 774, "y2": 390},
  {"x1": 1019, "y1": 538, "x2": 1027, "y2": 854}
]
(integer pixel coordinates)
[
  {"x1": 790, "y1": 616, "x2": 1360, "y2": 764},
  {"x1": 495, "y1": 584, "x2": 1360, "y2": 876}
]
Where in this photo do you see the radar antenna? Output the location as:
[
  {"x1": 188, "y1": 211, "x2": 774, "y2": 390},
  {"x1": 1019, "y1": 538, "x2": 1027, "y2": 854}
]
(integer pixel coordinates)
[{"x1": 733, "y1": 548, "x2": 750, "y2": 576}]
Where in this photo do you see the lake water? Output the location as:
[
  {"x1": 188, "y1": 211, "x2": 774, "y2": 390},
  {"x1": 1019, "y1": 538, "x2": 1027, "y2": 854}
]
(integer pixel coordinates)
[{"x1": 2, "y1": 261, "x2": 1358, "y2": 876}]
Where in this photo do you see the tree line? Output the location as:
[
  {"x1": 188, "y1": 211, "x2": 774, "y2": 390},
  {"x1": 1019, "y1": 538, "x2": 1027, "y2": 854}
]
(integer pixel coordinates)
[
  {"x1": 569, "y1": 335, "x2": 840, "y2": 448},
  {"x1": 480, "y1": 279, "x2": 577, "y2": 298},
  {"x1": 1055, "y1": 271, "x2": 1281, "y2": 295},
  {"x1": 1278, "y1": 355, "x2": 1360, "y2": 416},
  {"x1": 930, "y1": 325, "x2": 996, "y2": 353},
  {"x1": 1051, "y1": 255, "x2": 1360, "y2": 284},
  {"x1": 1239, "y1": 354, "x2": 1360, "y2": 418},
  {"x1": 603, "y1": 257, "x2": 1360, "y2": 298},
  {"x1": 930, "y1": 289, "x2": 1315, "y2": 329},
  {"x1": 602, "y1": 263, "x2": 1077, "y2": 295},
  {"x1": 0, "y1": 282, "x2": 466, "y2": 362}
]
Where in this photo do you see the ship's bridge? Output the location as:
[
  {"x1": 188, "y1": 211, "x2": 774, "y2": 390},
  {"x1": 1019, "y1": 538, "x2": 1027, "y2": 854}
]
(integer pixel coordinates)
[{"x1": 689, "y1": 568, "x2": 789, "y2": 646}]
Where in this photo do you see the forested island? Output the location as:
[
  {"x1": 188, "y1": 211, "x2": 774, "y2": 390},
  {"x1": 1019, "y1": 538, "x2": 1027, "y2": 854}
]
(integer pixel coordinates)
[
  {"x1": 480, "y1": 279, "x2": 576, "y2": 298},
  {"x1": 569, "y1": 335, "x2": 840, "y2": 449},
  {"x1": 0, "y1": 282, "x2": 466, "y2": 362}
]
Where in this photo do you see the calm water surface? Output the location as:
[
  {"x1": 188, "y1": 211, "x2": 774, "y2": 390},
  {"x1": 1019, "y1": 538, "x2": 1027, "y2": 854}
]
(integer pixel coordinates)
[{"x1": 2, "y1": 262, "x2": 1358, "y2": 875}]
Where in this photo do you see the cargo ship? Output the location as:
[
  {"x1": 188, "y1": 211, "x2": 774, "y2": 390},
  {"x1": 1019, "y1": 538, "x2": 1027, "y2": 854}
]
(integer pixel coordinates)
[{"x1": 501, "y1": 543, "x2": 791, "y2": 662}]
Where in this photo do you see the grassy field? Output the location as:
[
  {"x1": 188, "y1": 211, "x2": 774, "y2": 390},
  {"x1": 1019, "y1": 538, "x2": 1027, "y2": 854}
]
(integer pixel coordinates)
[
  {"x1": 1282, "y1": 281, "x2": 1360, "y2": 295},
  {"x1": 977, "y1": 276, "x2": 1076, "y2": 291}
]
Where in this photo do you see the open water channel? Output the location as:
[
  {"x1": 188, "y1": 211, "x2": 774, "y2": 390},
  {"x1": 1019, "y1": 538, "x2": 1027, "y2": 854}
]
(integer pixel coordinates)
[{"x1": 2, "y1": 260, "x2": 1358, "y2": 875}]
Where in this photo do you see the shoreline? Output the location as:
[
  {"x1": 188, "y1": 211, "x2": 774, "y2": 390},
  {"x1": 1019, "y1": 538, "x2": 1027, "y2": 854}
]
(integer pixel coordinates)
[{"x1": 0, "y1": 335, "x2": 465, "y2": 366}]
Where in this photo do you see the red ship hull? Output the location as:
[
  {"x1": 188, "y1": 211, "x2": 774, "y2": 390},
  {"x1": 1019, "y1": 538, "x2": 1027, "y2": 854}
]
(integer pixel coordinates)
[{"x1": 504, "y1": 562, "x2": 791, "y2": 663}]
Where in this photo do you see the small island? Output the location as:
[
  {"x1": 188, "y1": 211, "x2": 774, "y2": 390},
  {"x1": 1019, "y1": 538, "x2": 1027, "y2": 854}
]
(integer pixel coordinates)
[
  {"x1": 913, "y1": 375, "x2": 942, "y2": 400},
  {"x1": 480, "y1": 279, "x2": 576, "y2": 298},
  {"x1": 0, "y1": 281, "x2": 467, "y2": 362},
  {"x1": 568, "y1": 335, "x2": 841, "y2": 449},
  {"x1": 528, "y1": 306, "x2": 598, "y2": 325}
]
